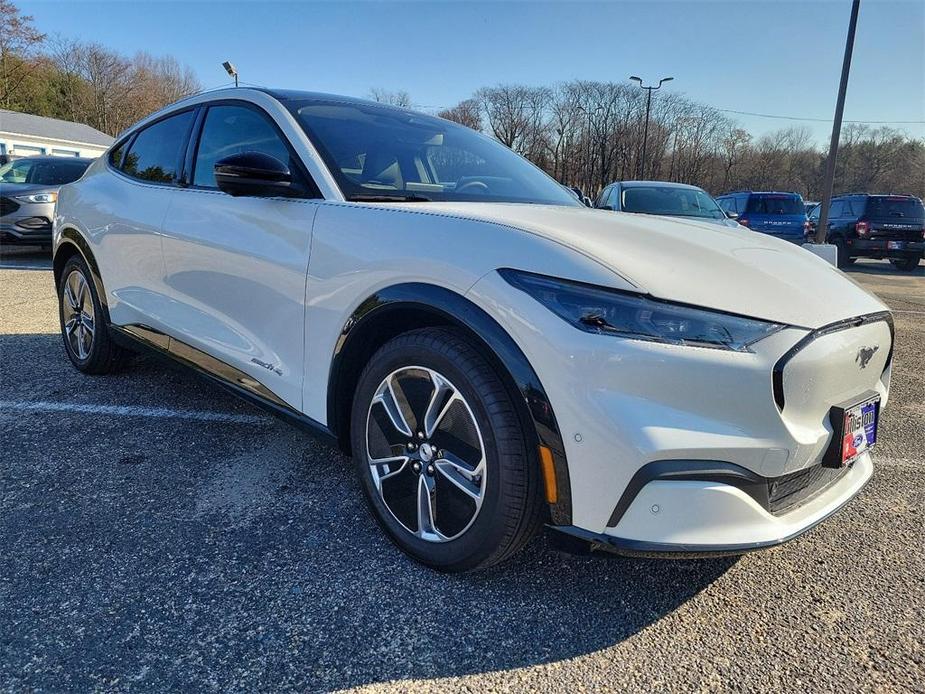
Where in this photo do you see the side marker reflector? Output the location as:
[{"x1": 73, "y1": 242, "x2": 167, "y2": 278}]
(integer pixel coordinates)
[{"x1": 538, "y1": 445, "x2": 558, "y2": 504}]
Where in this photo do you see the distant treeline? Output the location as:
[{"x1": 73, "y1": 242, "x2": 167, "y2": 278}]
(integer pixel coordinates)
[
  {"x1": 1, "y1": 0, "x2": 201, "y2": 136},
  {"x1": 424, "y1": 81, "x2": 923, "y2": 201}
]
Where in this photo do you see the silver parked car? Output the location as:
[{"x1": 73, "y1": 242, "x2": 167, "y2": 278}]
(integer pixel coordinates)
[
  {"x1": 595, "y1": 180, "x2": 743, "y2": 229},
  {"x1": 0, "y1": 156, "x2": 93, "y2": 248}
]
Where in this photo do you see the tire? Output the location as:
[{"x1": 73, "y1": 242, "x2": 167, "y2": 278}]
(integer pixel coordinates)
[
  {"x1": 350, "y1": 327, "x2": 544, "y2": 572},
  {"x1": 57, "y1": 254, "x2": 131, "y2": 374},
  {"x1": 890, "y1": 256, "x2": 920, "y2": 272}
]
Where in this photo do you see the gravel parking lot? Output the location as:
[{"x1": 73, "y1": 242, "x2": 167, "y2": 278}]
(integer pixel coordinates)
[{"x1": 1, "y1": 246, "x2": 922, "y2": 692}]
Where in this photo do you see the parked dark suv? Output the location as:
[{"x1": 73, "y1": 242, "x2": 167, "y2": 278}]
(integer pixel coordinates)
[
  {"x1": 715, "y1": 191, "x2": 807, "y2": 243},
  {"x1": 806, "y1": 194, "x2": 924, "y2": 271}
]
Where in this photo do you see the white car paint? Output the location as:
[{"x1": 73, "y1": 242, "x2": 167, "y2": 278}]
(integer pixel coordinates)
[{"x1": 54, "y1": 88, "x2": 893, "y2": 555}]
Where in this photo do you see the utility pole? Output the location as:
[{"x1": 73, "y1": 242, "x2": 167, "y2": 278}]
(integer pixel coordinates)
[
  {"x1": 814, "y1": 0, "x2": 861, "y2": 245},
  {"x1": 630, "y1": 75, "x2": 673, "y2": 179}
]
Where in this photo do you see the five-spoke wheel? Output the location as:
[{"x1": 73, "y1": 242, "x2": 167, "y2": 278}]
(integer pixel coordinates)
[
  {"x1": 366, "y1": 366, "x2": 487, "y2": 542},
  {"x1": 61, "y1": 269, "x2": 96, "y2": 360},
  {"x1": 352, "y1": 327, "x2": 543, "y2": 572}
]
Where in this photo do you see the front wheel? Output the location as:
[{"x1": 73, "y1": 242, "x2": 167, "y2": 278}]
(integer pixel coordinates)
[
  {"x1": 890, "y1": 256, "x2": 920, "y2": 272},
  {"x1": 350, "y1": 328, "x2": 544, "y2": 572}
]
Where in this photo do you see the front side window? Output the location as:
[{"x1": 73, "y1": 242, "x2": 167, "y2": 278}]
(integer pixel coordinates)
[
  {"x1": 288, "y1": 100, "x2": 579, "y2": 206},
  {"x1": 620, "y1": 186, "x2": 726, "y2": 220},
  {"x1": 192, "y1": 105, "x2": 294, "y2": 188},
  {"x1": 122, "y1": 110, "x2": 194, "y2": 184}
]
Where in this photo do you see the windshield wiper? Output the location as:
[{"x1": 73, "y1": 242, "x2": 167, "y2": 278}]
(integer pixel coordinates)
[{"x1": 347, "y1": 193, "x2": 432, "y2": 202}]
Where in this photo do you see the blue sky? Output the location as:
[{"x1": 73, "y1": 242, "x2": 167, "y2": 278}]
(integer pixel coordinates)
[{"x1": 18, "y1": 0, "x2": 925, "y2": 143}]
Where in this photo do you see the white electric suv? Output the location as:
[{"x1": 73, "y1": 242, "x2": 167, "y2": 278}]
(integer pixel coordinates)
[{"x1": 53, "y1": 88, "x2": 893, "y2": 572}]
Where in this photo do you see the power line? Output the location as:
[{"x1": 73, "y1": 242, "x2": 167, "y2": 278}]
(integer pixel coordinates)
[{"x1": 716, "y1": 107, "x2": 924, "y2": 125}]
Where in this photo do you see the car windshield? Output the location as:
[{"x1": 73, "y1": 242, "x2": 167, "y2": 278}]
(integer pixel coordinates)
[
  {"x1": 0, "y1": 158, "x2": 90, "y2": 185},
  {"x1": 288, "y1": 100, "x2": 580, "y2": 206},
  {"x1": 745, "y1": 194, "x2": 804, "y2": 215},
  {"x1": 620, "y1": 185, "x2": 726, "y2": 219},
  {"x1": 865, "y1": 197, "x2": 924, "y2": 220}
]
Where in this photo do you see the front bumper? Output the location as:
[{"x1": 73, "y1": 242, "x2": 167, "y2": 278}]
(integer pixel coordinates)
[
  {"x1": 0, "y1": 199, "x2": 55, "y2": 245},
  {"x1": 549, "y1": 452, "x2": 872, "y2": 557},
  {"x1": 469, "y1": 272, "x2": 891, "y2": 553}
]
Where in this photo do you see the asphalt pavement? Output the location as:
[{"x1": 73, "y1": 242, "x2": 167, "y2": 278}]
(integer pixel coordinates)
[{"x1": 1, "y1": 245, "x2": 923, "y2": 692}]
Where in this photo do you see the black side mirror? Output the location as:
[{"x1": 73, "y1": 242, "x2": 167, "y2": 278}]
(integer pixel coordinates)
[{"x1": 214, "y1": 151, "x2": 300, "y2": 197}]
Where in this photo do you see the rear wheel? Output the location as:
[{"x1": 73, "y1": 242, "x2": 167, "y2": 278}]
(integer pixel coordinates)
[
  {"x1": 57, "y1": 255, "x2": 130, "y2": 373},
  {"x1": 350, "y1": 327, "x2": 543, "y2": 572},
  {"x1": 890, "y1": 256, "x2": 920, "y2": 272}
]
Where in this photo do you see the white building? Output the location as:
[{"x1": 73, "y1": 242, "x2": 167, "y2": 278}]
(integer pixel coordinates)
[{"x1": 0, "y1": 110, "x2": 113, "y2": 159}]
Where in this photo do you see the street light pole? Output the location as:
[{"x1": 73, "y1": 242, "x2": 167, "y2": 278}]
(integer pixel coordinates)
[
  {"x1": 630, "y1": 75, "x2": 673, "y2": 179},
  {"x1": 814, "y1": 0, "x2": 861, "y2": 245}
]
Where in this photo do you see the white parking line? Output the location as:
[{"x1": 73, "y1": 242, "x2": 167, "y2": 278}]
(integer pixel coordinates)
[{"x1": 0, "y1": 400, "x2": 270, "y2": 424}]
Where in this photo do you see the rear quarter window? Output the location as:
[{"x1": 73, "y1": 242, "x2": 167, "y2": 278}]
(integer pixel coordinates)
[{"x1": 121, "y1": 110, "x2": 195, "y2": 185}]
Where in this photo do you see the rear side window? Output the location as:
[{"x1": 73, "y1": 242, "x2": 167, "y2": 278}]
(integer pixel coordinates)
[
  {"x1": 122, "y1": 110, "x2": 195, "y2": 184},
  {"x1": 865, "y1": 197, "x2": 925, "y2": 220},
  {"x1": 192, "y1": 105, "x2": 294, "y2": 188},
  {"x1": 745, "y1": 195, "x2": 804, "y2": 215}
]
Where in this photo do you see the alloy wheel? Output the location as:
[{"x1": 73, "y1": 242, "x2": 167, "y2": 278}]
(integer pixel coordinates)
[
  {"x1": 365, "y1": 366, "x2": 487, "y2": 542},
  {"x1": 62, "y1": 269, "x2": 95, "y2": 360}
]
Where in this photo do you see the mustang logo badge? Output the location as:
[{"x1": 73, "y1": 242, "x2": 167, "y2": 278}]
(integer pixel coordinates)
[{"x1": 855, "y1": 346, "x2": 879, "y2": 369}]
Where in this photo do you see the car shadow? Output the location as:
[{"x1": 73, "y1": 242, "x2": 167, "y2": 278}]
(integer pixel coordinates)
[
  {"x1": 0, "y1": 243, "x2": 52, "y2": 270},
  {"x1": 844, "y1": 258, "x2": 923, "y2": 276},
  {"x1": 1, "y1": 331, "x2": 737, "y2": 690}
]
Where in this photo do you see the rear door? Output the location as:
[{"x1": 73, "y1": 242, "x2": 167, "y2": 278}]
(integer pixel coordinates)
[
  {"x1": 93, "y1": 109, "x2": 196, "y2": 336},
  {"x1": 744, "y1": 194, "x2": 806, "y2": 242},
  {"x1": 863, "y1": 196, "x2": 925, "y2": 247},
  {"x1": 160, "y1": 101, "x2": 323, "y2": 409}
]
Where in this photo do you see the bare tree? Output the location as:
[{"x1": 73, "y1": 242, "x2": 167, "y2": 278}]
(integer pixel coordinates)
[
  {"x1": 0, "y1": 0, "x2": 45, "y2": 107},
  {"x1": 438, "y1": 98, "x2": 481, "y2": 130},
  {"x1": 368, "y1": 87, "x2": 412, "y2": 107}
]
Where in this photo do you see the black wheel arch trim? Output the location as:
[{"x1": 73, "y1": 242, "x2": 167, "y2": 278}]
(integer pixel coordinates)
[
  {"x1": 328, "y1": 282, "x2": 574, "y2": 525},
  {"x1": 54, "y1": 228, "x2": 110, "y2": 313},
  {"x1": 771, "y1": 311, "x2": 893, "y2": 411}
]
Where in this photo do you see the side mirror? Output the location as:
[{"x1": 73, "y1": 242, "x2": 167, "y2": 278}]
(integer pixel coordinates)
[
  {"x1": 726, "y1": 210, "x2": 738, "y2": 219},
  {"x1": 214, "y1": 151, "x2": 299, "y2": 197}
]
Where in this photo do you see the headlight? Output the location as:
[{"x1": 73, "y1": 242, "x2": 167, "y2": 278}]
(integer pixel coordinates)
[
  {"x1": 500, "y1": 269, "x2": 784, "y2": 352},
  {"x1": 13, "y1": 192, "x2": 57, "y2": 204}
]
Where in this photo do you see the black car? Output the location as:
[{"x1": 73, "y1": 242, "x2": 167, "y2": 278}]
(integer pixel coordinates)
[{"x1": 806, "y1": 194, "x2": 924, "y2": 271}]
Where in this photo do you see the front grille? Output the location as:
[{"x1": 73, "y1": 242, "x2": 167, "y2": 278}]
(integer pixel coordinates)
[
  {"x1": 768, "y1": 463, "x2": 850, "y2": 515},
  {"x1": 0, "y1": 196, "x2": 20, "y2": 216}
]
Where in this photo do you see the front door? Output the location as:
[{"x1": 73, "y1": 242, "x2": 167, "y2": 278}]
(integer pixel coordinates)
[{"x1": 160, "y1": 102, "x2": 322, "y2": 410}]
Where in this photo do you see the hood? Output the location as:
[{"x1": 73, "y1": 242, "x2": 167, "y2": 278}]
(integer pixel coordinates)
[{"x1": 404, "y1": 202, "x2": 887, "y2": 329}]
